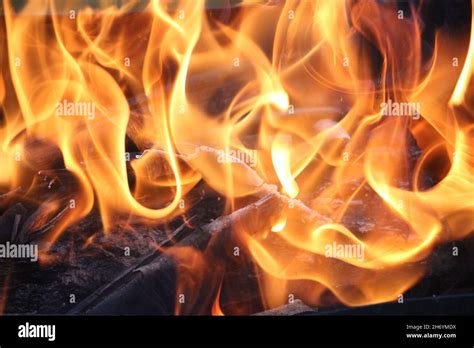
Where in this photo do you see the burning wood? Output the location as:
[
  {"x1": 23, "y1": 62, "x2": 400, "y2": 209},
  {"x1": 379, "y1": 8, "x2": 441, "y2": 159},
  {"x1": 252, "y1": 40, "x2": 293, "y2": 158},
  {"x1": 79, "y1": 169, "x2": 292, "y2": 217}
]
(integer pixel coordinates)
[
  {"x1": 69, "y1": 188, "x2": 330, "y2": 314},
  {"x1": 0, "y1": 0, "x2": 473, "y2": 317}
]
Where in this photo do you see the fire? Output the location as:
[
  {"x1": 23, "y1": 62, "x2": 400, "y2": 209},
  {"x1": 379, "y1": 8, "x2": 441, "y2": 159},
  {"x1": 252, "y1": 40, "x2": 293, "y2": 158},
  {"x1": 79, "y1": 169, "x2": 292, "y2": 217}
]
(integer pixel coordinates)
[
  {"x1": 0, "y1": 0, "x2": 473, "y2": 314},
  {"x1": 211, "y1": 280, "x2": 225, "y2": 316},
  {"x1": 271, "y1": 215, "x2": 286, "y2": 233}
]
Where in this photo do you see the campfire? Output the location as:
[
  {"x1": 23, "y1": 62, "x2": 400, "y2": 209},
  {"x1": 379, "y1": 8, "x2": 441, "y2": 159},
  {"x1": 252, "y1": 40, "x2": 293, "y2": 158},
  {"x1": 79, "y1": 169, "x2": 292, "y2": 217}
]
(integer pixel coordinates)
[{"x1": 0, "y1": 0, "x2": 473, "y2": 316}]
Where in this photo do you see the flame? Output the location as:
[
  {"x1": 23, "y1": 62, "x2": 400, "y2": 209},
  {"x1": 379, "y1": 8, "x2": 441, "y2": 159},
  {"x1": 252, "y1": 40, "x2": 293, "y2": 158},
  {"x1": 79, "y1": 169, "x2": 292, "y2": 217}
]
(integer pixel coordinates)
[
  {"x1": 271, "y1": 215, "x2": 286, "y2": 233},
  {"x1": 272, "y1": 133, "x2": 299, "y2": 198},
  {"x1": 0, "y1": 0, "x2": 473, "y2": 313},
  {"x1": 211, "y1": 281, "x2": 225, "y2": 316}
]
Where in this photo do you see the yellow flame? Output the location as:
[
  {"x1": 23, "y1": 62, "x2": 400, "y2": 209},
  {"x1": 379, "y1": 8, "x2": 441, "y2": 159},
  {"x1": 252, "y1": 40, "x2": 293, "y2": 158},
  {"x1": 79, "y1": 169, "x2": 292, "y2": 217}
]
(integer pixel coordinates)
[{"x1": 0, "y1": 0, "x2": 473, "y2": 312}]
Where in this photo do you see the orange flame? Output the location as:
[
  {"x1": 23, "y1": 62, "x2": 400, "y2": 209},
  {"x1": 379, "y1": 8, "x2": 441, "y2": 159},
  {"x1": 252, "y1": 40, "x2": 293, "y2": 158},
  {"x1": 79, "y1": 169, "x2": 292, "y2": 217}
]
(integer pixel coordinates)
[
  {"x1": 211, "y1": 281, "x2": 225, "y2": 316},
  {"x1": 0, "y1": 0, "x2": 473, "y2": 312}
]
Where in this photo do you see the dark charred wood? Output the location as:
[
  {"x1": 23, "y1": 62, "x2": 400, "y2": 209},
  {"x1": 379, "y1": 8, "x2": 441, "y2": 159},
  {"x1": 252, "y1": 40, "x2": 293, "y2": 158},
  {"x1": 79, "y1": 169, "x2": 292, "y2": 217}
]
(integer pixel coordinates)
[
  {"x1": 254, "y1": 300, "x2": 315, "y2": 316},
  {"x1": 306, "y1": 293, "x2": 474, "y2": 316},
  {"x1": 68, "y1": 190, "x2": 330, "y2": 315},
  {"x1": 0, "y1": 203, "x2": 27, "y2": 243}
]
